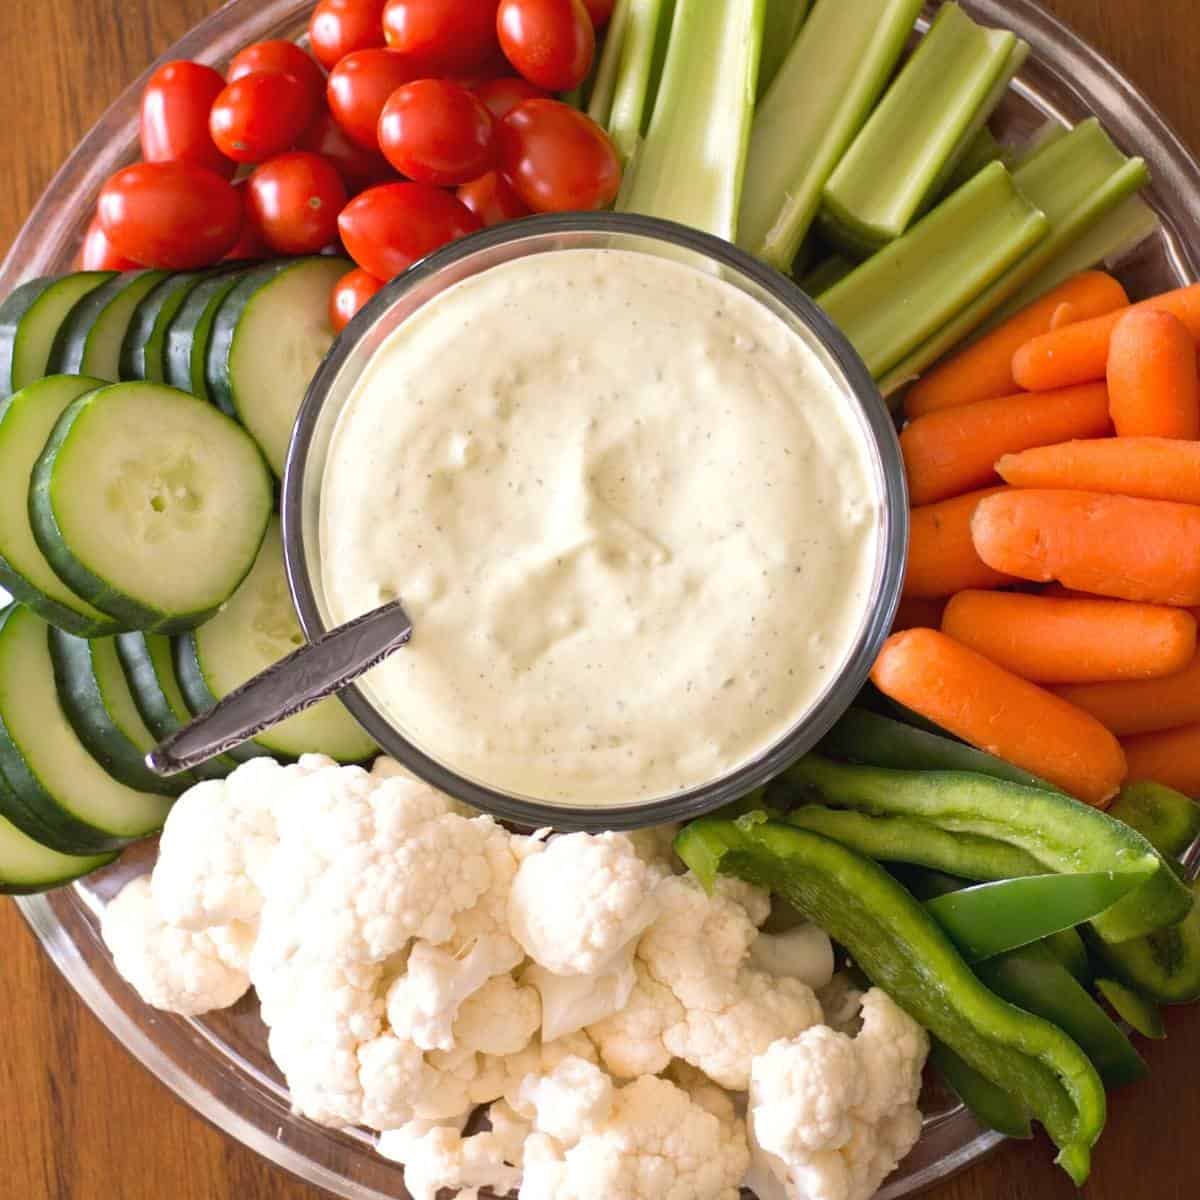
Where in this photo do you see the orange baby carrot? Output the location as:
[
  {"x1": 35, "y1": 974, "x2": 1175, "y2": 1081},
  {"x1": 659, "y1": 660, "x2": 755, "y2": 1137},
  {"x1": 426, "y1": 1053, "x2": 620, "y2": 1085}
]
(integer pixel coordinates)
[
  {"x1": 1107, "y1": 308, "x2": 1200, "y2": 438},
  {"x1": 904, "y1": 486, "x2": 1015, "y2": 598},
  {"x1": 905, "y1": 272, "x2": 1128, "y2": 419},
  {"x1": 891, "y1": 595, "x2": 946, "y2": 632},
  {"x1": 997, "y1": 437, "x2": 1200, "y2": 505},
  {"x1": 1012, "y1": 282, "x2": 1200, "y2": 392},
  {"x1": 901, "y1": 383, "x2": 1112, "y2": 506},
  {"x1": 1122, "y1": 722, "x2": 1200, "y2": 797},
  {"x1": 941, "y1": 590, "x2": 1196, "y2": 684},
  {"x1": 971, "y1": 489, "x2": 1200, "y2": 605},
  {"x1": 871, "y1": 627, "x2": 1126, "y2": 805},
  {"x1": 1054, "y1": 653, "x2": 1200, "y2": 737}
]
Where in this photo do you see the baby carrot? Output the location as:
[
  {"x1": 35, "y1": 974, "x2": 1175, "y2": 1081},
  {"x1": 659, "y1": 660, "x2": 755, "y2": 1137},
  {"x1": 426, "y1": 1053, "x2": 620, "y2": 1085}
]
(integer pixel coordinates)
[
  {"x1": 1055, "y1": 653, "x2": 1200, "y2": 737},
  {"x1": 891, "y1": 595, "x2": 946, "y2": 632},
  {"x1": 941, "y1": 590, "x2": 1196, "y2": 684},
  {"x1": 901, "y1": 383, "x2": 1112, "y2": 506},
  {"x1": 871, "y1": 627, "x2": 1127, "y2": 806},
  {"x1": 904, "y1": 486, "x2": 1015, "y2": 598},
  {"x1": 971, "y1": 489, "x2": 1200, "y2": 605},
  {"x1": 905, "y1": 272, "x2": 1128, "y2": 419},
  {"x1": 1107, "y1": 308, "x2": 1200, "y2": 438},
  {"x1": 997, "y1": 437, "x2": 1200, "y2": 506},
  {"x1": 1123, "y1": 723, "x2": 1200, "y2": 797},
  {"x1": 1012, "y1": 282, "x2": 1200, "y2": 392}
]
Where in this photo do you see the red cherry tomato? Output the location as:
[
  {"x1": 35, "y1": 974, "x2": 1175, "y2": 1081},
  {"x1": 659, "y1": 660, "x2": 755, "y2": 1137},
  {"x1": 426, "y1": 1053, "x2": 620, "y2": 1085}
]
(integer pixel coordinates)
[
  {"x1": 327, "y1": 49, "x2": 420, "y2": 150},
  {"x1": 210, "y1": 71, "x2": 317, "y2": 163},
  {"x1": 79, "y1": 216, "x2": 140, "y2": 270},
  {"x1": 457, "y1": 170, "x2": 530, "y2": 226},
  {"x1": 309, "y1": 0, "x2": 387, "y2": 70},
  {"x1": 245, "y1": 152, "x2": 348, "y2": 256},
  {"x1": 139, "y1": 60, "x2": 233, "y2": 178},
  {"x1": 453, "y1": 49, "x2": 517, "y2": 89},
  {"x1": 473, "y1": 75, "x2": 548, "y2": 122},
  {"x1": 378, "y1": 80, "x2": 496, "y2": 186},
  {"x1": 382, "y1": 0, "x2": 500, "y2": 75},
  {"x1": 338, "y1": 182, "x2": 482, "y2": 278},
  {"x1": 228, "y1": 40, "x2": 326, "y2": 112},
  {"x1": 581, "y1": 0, "x2": 614, "y2": 26},
  {"x1": 496, "y1": 0, "x2": 594, "y2": 92},
  {"x1": 97, "y1": 162, "x2": 242, "y2": 269},
  {"x1": 297, "y1": 109, "x2": 395, "y2": 194},
  {"x1": 330, "y1": 266, "x2": 384, "y2": 332},
  {"x1": 224, "y1": 180, "x2": 273, "y2": 260},
  {"x1": 498, "y1": 99, "x2": 620, "y2": 213}
]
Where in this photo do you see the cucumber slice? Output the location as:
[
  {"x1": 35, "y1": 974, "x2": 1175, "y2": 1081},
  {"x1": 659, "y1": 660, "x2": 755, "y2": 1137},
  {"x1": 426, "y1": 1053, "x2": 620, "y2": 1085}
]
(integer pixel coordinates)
[
  {"x1": 119, "y1": 269, "x2": 216, "y2": 382},
  {"x1": 0, "y1": 375, "x2": 122, "y2": 636},
  {"x1": 29, "y1": 381, "x2": 273, "y2": 633},
  {"x1": 0, "y1": 272, "x2": 115, "y2": 398},
  {"x1": 115, "y1": 631, "x2": 233, "y2": 780},
  {"x1": 174, "y1": 518, "x2": 377, "y2": 762},
  {"x1": 0, "y1": 605, "x2": 173, "y2": 853},
  {"x1": 48, "y1": 269, "x2": 169, "y2": 380},
  {"x1": 0, "y1": 799, "x2": 114, "y2": 895},
  {"x1": 49, "y1": 628, "x2": 190, "y2": 795},
  {"x1": 207, "y1": 257, "x2": 349, "y2": 474},
  {"x1": 164, "y1": 269, "x2": 249, "y2": 400}
]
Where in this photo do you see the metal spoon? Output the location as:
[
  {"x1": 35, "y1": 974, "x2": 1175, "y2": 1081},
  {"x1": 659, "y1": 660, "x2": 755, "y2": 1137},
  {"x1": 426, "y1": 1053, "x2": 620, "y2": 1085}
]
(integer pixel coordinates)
[{"x1": 144, "y1": 600, "x2": 413, "y2": 777}]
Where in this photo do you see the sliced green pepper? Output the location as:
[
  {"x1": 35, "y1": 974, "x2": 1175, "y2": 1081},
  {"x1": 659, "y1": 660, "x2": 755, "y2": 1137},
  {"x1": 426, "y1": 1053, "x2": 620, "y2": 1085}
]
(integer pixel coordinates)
[
  {"x1": 1108, "y1": 781, "x2": 1200, "y2": 862},
  {"x1": 930, "y1": 1039, "x2": 1033, "y2": 1139},
  {"x1": 1095, "y1": 978, "x2": 1165, "y2": 1040},
  {"x1": 1045, "y1": 928, "x2": 1091, "y2": 984},
  {"x1": 676, "y1": 817, "x2": 1107, "y2": 1185}
]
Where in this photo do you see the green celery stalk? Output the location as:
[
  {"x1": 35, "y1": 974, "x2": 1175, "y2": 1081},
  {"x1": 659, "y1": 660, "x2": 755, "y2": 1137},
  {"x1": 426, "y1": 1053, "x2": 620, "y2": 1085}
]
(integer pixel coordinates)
[
  {"x1": 618, "y1": 0, "x2": 765, "y2": 241},
  {"x1": 1010, "y1": 118, "x2": 1070, "y2": 169},
  {"x1": 737, "y1": 0, "x2": 924, "y2": 271},
  {"x1": 818, "y1": 161, "x2": 1049, "y2": 378},
  {"x1": 821, "y1": 4, "x2": 1022, "y2": 255},
  {"x1": 758, "y1": 0, "x2": 811, "y2": 99},
  {"x1": 798, "y1": 253, "x2": 855, "y2": 296},
  {"x1": 878, "y1": 119, "x2": 1149, "y2": 395},
  {"x1": 586, "y1": 0, "x2": 633, "y2": 126},
  {"x1": 602, "y1": 0, "x2": 677, "y2": 165},
  {"x1": 936, "y1": 125, "x2": 1007, "y2": 198}
]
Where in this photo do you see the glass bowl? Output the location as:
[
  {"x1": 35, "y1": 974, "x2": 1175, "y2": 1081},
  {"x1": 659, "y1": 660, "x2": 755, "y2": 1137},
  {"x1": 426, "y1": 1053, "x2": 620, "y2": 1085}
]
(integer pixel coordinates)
[
  {"x1": 4, "y1": 2, "x2": 1200, "y2": 1198},
  {"x1": 281, "y1": 212, "x2": 907, "y2": 832}
]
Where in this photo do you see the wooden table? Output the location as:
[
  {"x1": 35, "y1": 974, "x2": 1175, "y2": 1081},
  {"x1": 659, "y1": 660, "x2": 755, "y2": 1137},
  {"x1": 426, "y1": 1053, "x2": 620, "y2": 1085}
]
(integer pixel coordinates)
[{"x1": 1, "y1": 1, "x2": 1198, "y2": 1196}]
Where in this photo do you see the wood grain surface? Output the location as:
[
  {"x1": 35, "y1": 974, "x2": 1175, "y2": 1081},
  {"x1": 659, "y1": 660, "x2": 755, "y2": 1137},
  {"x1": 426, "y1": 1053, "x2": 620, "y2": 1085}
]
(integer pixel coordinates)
[{"x1": 1, "y1": 1, "x2": 1198, "y2": 1197}]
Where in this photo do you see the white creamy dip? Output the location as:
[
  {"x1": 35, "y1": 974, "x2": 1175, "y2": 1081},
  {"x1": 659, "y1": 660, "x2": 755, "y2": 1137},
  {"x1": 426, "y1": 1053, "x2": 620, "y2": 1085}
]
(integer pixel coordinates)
[{"x1": 321, "y1": 248, "x2": 879, "y2": 806}]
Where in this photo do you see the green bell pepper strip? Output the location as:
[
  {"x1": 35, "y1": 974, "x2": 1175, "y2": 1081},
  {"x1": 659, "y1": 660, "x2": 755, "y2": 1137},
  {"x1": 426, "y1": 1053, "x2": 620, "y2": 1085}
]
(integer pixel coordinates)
[
  {"x1": 1095, "y1": 978, "x2": 1166, "y2": 1040},
  {"x1": 930, "y1": 1040, "x2": 1033, "y2": 1139},
  {"x1": 781, "y1": 756, "x2": 1193, "y2": 944},
  {"x1": 1045, "y1": 928, "x2": 1091, "y2": 984},
  {"x1": 675, "y1": 817, "x2": 1106, "y2": 1185},
  {"x1": 1108, "y1": 782, "x2": 1200, "y2": 862}
]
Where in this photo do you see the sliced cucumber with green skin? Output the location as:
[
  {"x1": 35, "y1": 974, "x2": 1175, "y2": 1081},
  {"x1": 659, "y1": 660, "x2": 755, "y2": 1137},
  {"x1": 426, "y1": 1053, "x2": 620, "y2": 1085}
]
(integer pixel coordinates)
[
  {"x1": 119, "y1": 269, "x2": 218, "y2": 382},
  {"x1": 0, "y1": 272, "x2": 115, "y2": 398},
  {"x1": 164, "y1": 268, "x2": 250, "y2": 400},
  {"x1": 49, "y1": 628, "x2": 191, "y2": 795},
  {"x1": 47, "y1": 269, "x2": 169, "y2": 380},
  {"x1": 207, "y1": 257, "x2": 349, "y2": 474},
  {"x1": 0, "y1": 796, "x2": 115, "y2": 895},
  {"x1": 0, "y1": 375, "x2": 122, "y2": 636},
  {"x1": 0, "y1": 605, "x2": 173, "y2": 853},
  {"x1": 115, "y1": 631, "x2": 233, "y2": 781},
  {"x1": 174, "y1": 518, "x2": 377, "y2": 763},
  {"x1": 29, "y1": 381, "x2": 274, "y2": 633}
]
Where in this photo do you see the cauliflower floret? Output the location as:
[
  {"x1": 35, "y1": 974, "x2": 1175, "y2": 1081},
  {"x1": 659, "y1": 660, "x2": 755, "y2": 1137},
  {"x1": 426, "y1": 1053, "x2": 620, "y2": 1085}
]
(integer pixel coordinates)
[
  {"x1": 417, "y1": 1045, "x2": 508, "y2": 1121},
  {"x1": 101, "y1": 877, "x2": 252, "y2": 1016},
  {"x1": 626, "y1": 823, "x2": 682, "y2": 874},
  {"x1": 515, "y1": 1056, "x2": 615, "y2": 1143},
  {"x1": 509, "y1": 832, "x2": 661, "y2": 976},
  {"x1": 495, "y1": 1031, "x2": 601, "y2": 1108},
  {"x1": 587, "y1": 961, "x2": 683, "y2": 1080},
  {"x1": 518, "y1": 1075, "x2": 749, "y2": 1200},
  {"x1": 455, "y1": 974, "x2": 541, "y2": 1056},
  {"x1": 750, "y1": 922, "x2": 836, "y2": 990},
  {"x1": 818, "y1": 972, "x2": 866, "y2": 1035},
  {"x1": 445, "y1": 822, "x2": 533, "y2": 953},
  {"x1": 524, "y1": 954, "x2": 636, "y2": 1042},
  {"x1": 854, "y1": 988, "x2": 928, "y2": 1123},
  {"x1": 665, "y1": 1060, "x2": 740, "y2": 1127},
  {"x1": 715, "y1": 876, "x2": 772, "y2": 928},
  {"x1": 381, "y1": 1125, "x2": 521, "y2": 1200},
  {"x1": 487, "y1": 1099, "x2": 533, "y2": 1167}
]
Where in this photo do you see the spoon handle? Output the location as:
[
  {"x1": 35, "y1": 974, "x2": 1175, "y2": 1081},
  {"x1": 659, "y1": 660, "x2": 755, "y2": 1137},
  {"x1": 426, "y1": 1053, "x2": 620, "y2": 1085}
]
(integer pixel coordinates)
[{"x1": 145, "y1": 600, "x2": 413, "y2": 777}]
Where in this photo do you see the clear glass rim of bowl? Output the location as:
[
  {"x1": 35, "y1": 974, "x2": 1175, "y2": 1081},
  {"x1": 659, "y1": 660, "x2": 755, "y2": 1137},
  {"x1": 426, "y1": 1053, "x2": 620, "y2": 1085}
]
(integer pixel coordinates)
[{"x1": 280, "y1": 211, "x2": 908, "y2": 832}]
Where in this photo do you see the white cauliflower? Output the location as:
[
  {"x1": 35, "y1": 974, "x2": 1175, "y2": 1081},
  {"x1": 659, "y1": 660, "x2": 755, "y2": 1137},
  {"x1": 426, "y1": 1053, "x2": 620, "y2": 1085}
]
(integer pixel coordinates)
[
  {"x1": 495, "y1": 1031, "x2": 601, "y2": 1108},
  {"x1": 750, "y1": 922, "x2": 836, "y2": 990},
  {"x1": 515, "y1": 1056, "x2": 615, "y2": 1143},
  {"x1": 379, "y1": 1124, "x2": 521, "y2": 1200},
  {"x1": 818, "y1": 972, "x2": 866, "y2": 1035},
  {"x1": 456, "y1": 974, "x2": 542, "y2": 1056},
  {"x1": 587, "y1": 961, "x2": 683, "y2": 1079},
  {"x1": 487, "y1": 1099, "x2": 533, "y2": 1167},
  {"x1": 524, "y1": 956, "x2": 637, "y2": 1042},
  {"x1": 626, "y1": 823, "x2": 682, "y2": 874},
  {"x1": 416, "y1": 1045, "x2": 508, "y2": 1121},
  {"x1": 509, "y1": 832, "x2": 661, "y2": 975},
  {"x1": 101, "y1": 877, "x2": 253, "y2": 1016}
]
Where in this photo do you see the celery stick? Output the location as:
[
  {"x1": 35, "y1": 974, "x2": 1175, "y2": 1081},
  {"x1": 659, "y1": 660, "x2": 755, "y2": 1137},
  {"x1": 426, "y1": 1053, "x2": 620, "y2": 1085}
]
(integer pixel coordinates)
[
  {"x1": 821, "y1": 5, "x2": 1021, "y2": 255},
  {"x1": 1011, "y1": 118, "x2": 1070, "y2": 169},
  {"x1": 818, "y1": 162, "x2": 1049, "y2": 378},
  {"x1": 878, "y1": 119, "x2": 1148, "y2": 394},
  {"x1": 758, "y1": 0, "x2": 810, "y2": 99},
  {"x1": 618, "y1": 0, "x2": 765, "y2": 241},
  {"x1": 604, "y1": 0, "x2": 677, "y2": 165},
  {"x1": 587, "y1": 0, "x2": 632, "y2": 128},
  {"x1": 938, "y1": 125, "x2": 1007, "y2": 198},
  {"x1": 799, "y1": 254, "x2": 855, "y2": 297},
  {"x1": 737, "y1": 0, "x2": 924, "y2": 271}
]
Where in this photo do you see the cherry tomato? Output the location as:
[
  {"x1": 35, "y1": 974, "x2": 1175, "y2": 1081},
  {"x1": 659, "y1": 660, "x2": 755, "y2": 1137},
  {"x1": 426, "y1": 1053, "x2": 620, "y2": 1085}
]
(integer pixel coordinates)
[
  {"x1": 382, "y1": 0, "x2": 500, "y2": 75},
  {"x1": 210, "y1": 71, "x2": 316, "y2": 163},
  {"x1": 378, "y1": 80, "x2": 496, "y2": 186},
  {"x1": 474, "y1": 75, "x2": 548, "y2": 122},
  {"x1": 453, "y1": 49, "x2": 517, "y2": 89},
  {"x1": 228, "y1": 40, "x2": 326, "y2": 112},
  {"x1": 457, "y1": 170, "x2": 530, "y2": 226},
  {"x1": 338, "y1": 182, "x2": 482, "y2": 278},
  {"x1": 79, "y1": 216, "x2": 140, "y2": 270},
  {"x1": 297, "y1": 109, "x2": 395, "y2": 194},
  {"x1": 581, "y1": 0, "x2": 615, "y2": 26},
  {"x1": 496, "y1": 0, "x2": 594, "y2": 92},
  {"x1": 498, "y1": 99, "x2": 620, "y2": 212},
  {"x1": 224, "y1": 180, "x2": 273, "y2": 260},
  {"x1": 245, "y1": 152, "x2": 347, "y2": 256},
  {"x1": 327, "y1": 49, "x2": 420, "y2": 150},
  {"x1": 139, "y1": 60, "x2": 233, "y2": 178},
  {"x1": 330, "y1": 266, "x2": 384, "y2": 332},
  {"x1": 309, "y1": 0, "x2": 387, "y2": 71},
  {"x1": 97, "y1": 162, "x2": 242, "y2": 269}
]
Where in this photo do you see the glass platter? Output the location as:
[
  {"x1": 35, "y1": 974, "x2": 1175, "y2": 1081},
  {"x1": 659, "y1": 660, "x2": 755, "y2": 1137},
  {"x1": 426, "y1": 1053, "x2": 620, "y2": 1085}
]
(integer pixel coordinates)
[{"x1": 5, "y1": 1, "x2": 1200, "y2": 1196}]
